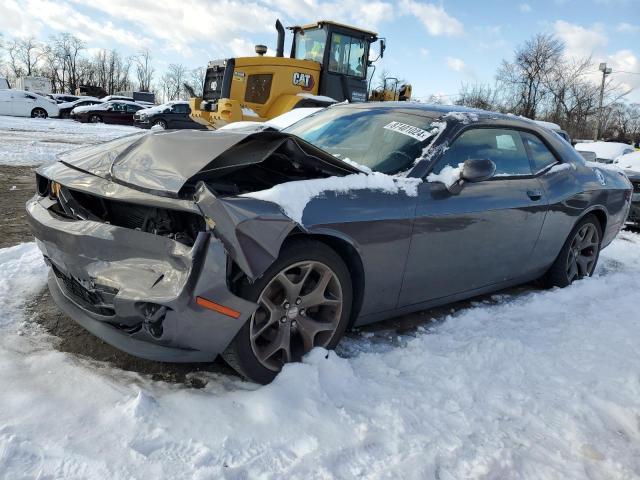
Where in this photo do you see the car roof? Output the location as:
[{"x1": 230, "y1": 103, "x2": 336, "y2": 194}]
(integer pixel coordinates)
[{"x1": 335, "y1": 102, "x2": 544, "y2": 128}]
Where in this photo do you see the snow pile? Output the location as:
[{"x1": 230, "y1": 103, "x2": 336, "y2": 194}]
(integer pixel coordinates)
[
  {"x1": 0, "y1": 116, "x2": 137, "y2": 166},
  {"x1": 615, "y1": 151, "x2": 640, "y2": 172},
  {"x1": 1, "y1": 232, "x2": 640, "y2": 477},
  {"x1": 426, "y1": 163, "x2": 463, "y2": 187},
  {"x1": 443, "y1": 111, "x2": 479, "y2": 123},
  {"x1": 243, "y1": 173, "x2": 421, "y2": 224},
  {"x1": 0, "y1": 243, "x2": 47, "y2": 328},
  {"x1": 269, "y1": 107, "x2": 322, "y2": 130},
  {"x1": 574, "y1": 141, "x2": 634, "y2": 162},
  {"x1": 296, "y1": 92, "x2": 337, "y2": 103}
]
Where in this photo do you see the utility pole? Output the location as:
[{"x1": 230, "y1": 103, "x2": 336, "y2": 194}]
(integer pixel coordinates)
[{"x1": 594, "y1": 62, "x2": 612, "y2": 140}]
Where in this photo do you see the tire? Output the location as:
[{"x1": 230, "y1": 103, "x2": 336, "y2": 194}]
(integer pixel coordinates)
[
  {"x1": 152, "y1": 119, "x2": 167, "y2": 129},
  {"x1": 544, "y1": 214, "x2": 602, "y2": 288},
  {"x1": 31, "y1": 108, "x2": 47, "y2": 119},
  {"x1": 89, "y1": 114, "x2": 103, "y2": 123},
  {"x1": 222, "y1": 238, "x2": 353, "y2": 384}
]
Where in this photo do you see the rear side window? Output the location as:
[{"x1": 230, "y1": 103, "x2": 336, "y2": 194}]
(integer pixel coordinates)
[
  {"x1": 112, "y1": 103, "x2": 126, "y2": 111},
  {"x1": 521, "y1": 132, "x2": 558, "y2": 173},
  {"x1": 436, "y1": 128, "x2": 532, "y2": 176},
  {"x1": 126, "y1": 104, "x2": 141, "y2": 112},
  {"x1": 172, "y1": 103, "x2": 189, "y2": 114}
]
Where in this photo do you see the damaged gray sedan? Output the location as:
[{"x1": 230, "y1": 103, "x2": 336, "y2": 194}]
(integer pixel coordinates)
[{"x1": 27, "y1": 103, "x2": 632, "y2": 383}]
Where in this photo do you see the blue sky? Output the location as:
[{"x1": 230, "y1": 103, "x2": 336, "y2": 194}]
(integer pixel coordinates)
[{"x1": 2, "y1": 0, "x2": 639, "y2": 101}]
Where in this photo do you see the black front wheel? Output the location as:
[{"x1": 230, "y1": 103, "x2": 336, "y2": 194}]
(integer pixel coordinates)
[
  {"x1": 544, "y1": 214, "x2": 602, "y2": 287},
  {"x1": 89, "y1": 114, "x2": 103, "y2": 123},
  {"x1": 31, "y1": 108, "x2": 47, "y2": 119},
  {"x1": 152, "y1": 119, "x2": 167, "y2": 129},
  {"x1": 222, "y1": 239, "x2": 353, "y2": 384}
]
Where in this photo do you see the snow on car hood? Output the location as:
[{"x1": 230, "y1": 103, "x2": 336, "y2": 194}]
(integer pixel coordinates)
[
  {"x1": 574, "y1": 142, "x2": 633, "y2": 161},
  {"x1": 55, "y1": 129, "x2": 360, "y2": 196},
  {"x1": 615, "y1": 151, "x2": 640, "y2": 173}
]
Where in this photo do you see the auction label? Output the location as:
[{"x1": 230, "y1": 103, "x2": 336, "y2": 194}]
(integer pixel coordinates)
[{"x1": 383, "y1": 121, "x2": 432, "y2": 141}]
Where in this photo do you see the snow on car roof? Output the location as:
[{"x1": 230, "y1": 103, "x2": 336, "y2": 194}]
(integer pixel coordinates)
[{"x1": 574, "y1": 141, "x2": 635, "y2": 161}]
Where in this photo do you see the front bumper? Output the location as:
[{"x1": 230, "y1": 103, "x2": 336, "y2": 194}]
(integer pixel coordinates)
[
  {"x1": 133, "y1": 117, "x2": 151, "y2": 129},
  {"x1": 26, "y1": 195, "x2": 256, "y2": 362}
]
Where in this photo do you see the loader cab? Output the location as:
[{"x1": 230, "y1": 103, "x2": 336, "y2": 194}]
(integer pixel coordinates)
[{"x1": 290, "y1": 21, "x2": 378, "y2": 103}]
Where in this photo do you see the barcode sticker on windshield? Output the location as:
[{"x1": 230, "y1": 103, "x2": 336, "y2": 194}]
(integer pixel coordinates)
[{"x1": 383, "y1": 122, "x2": 431, "y2": 141}]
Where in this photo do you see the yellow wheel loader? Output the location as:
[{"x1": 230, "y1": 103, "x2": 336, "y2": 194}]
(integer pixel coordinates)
[{"x1": 190, "y1": 19, "x2": 406, "y2": 129}]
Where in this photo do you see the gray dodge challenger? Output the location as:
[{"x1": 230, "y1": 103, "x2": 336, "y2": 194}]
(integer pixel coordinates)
[{"x1": 27, "y1": 103, "x2": 633, "y2": 383}]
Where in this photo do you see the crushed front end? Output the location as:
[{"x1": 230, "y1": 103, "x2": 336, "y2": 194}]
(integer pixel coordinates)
[{"x1": 26, "y1": 166, "x2": 257, "y2": 362}]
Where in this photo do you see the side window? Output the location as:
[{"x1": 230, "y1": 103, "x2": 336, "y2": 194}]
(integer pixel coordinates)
[
  {"x1": 111, "y1": 103, "x2": 125, "y2": 111},
  {"x1": 126, "y1": 104, "x2": 141, "y2": 113},
  {"x1": 436, "y1": 128, "x2": 532, "y2": 177},
  {"x1": 328, "y1": 34, "x2": 366, "y2": 78},
  {"x1": 521, "y1": 132, "x2": 558, "y2": 173},
  {"x1": 172, "y1": 104, "x2": 188, "y2": 114}
]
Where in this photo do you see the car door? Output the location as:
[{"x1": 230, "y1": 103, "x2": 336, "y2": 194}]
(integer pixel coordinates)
[
  {"x1": 0, "y1": 90, "x2": 12, "y2": 115},
  {"x1": 398, "y1": 127, "x2": 548, "y2": 307},
  {"x1": 13, "y1": 92, "x2": 37, "y2": 116},
  {"x1": 173, "y1": 103, "x2": 192, "y2": 129},
  {"x1": 125, "y1": 104, "x2": 142, "y2": 125}
]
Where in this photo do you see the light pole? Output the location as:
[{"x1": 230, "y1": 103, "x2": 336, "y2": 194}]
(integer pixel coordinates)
[{"x1": 594, "y1": 62, "x2": 612, "y2": 140}]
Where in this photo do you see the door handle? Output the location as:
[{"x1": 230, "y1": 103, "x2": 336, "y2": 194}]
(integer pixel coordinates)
[{"x1": 527, "y1": 190, "x2": 542, "y2": 201}]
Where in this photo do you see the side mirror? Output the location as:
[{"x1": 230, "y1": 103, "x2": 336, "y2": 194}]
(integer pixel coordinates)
[
  {"x1": 106, "y1": 106, "x2": 113, "y2": 111},
  {"x1": 164, "y1": 108, "x2": 171, "y2": 113},
  {"x1": 461, "y1": 159, "x2": 496, "y2": 183},
  {"x1": 379, "y1": 39, "x2": 386, "y2": 58}
]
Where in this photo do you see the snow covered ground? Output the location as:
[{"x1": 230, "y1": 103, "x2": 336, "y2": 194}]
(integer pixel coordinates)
[
  {"x1": 1, "y1": 233, "x2": 639, "y2": 479},
  {"x1": 1, "y1": 116, "x2": 640, "y2": 478},
  {"x1": 0, "y1": 115, "x2": 137, "y2": 166}
]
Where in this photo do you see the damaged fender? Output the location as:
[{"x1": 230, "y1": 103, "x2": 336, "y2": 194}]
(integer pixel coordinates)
[{"x1": 194, "y1": 182, "x2": 298, "y2": 280}]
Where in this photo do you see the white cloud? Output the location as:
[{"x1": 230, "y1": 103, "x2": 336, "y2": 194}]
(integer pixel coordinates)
[
  {"x1": 616, "y1": 22, "x2": 639, "y2": 33},
  {"x1": 519, "y1": 3, "x2": 532, "y2": 12},
  {"x1": 229, "y1": 38, "x2": 261, "y2": 58},
  {"x1": 446, "y1": 57, "x2": 465, "y2": 72},
  {"x1": 608, "y1": 49, "x2": 640, "y2": 96},
  {"x1": 0, "y1": 0, "x2": 44, "y2": 38},
  {"x1": 553, "y1": 20, "x2": 608, "y2": 59},
  {"x1": 401, "y1": 0, "x2": 464, "y2": 36}
]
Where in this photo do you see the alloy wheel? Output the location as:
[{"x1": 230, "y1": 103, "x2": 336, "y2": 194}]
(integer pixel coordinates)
[
  {"x1": 566, "y1": 223, "x2": 599, "y2": 282},
  {"x1": 32, "y1": 109, "x2": 46, "y2": 119},
  {"x1": 90, "y1": 115, "x2": 102, "y2": 123},
  {"x1": 249, "y1": 261, "x2": 343, "y2": 371}
]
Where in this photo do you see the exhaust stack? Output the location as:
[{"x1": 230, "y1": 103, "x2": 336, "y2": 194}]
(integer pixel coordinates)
[{"x1": 275, "y1": 19, "x2": 285, "y2": 57}]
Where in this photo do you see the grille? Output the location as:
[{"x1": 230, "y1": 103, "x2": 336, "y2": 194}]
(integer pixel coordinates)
[
  {"x1": 203, "y1": 65, "x2": 226, "y2": 101},
  {"x1": 54, "y1": 188, "x2": 205, "y2": 246},
  {"x1": 51, "y1": 263, "x2": 116, "y2": 316}
]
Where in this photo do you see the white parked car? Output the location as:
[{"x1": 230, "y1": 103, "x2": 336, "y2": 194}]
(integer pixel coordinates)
[
  {"x1": 574, "y1": 141, "x2": 634, "y2": 164},
  {"x1": 0, "y1": 89, "x2": 59, "y2": 118},
  {"x1": 614, "y1": 151, "x2": 640, "y2": 172}
]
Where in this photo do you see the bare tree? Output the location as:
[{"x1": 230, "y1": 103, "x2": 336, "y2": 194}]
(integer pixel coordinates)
[
  {"x1": 53, "y1": 33, "x2": 85, "y2": 93},
  {"x1": 497, "y1": 33, "x2": 564, "y2": 118},
  {"x1": 134, "y1": 50, "x2": 154, "y2": 92},
  {"x1": 455, "y1": 83, "x2": 504, "y2": 111}
]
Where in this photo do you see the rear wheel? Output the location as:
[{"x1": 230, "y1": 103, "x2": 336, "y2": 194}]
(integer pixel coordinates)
[
  {"x1": 544, "y1": 214, "x2": 602, "y2": 287},
  {"x1": 152, "y1": 119, "x2": 167, "y2": 129},
  {"x1": 31, "y1": 108, "x2": 47, "y2": 119},
  {"x1": 89, "y1": 114, "x2": 103, "y2": 123},
  {"x1": 222, "y1": 239, "x2": 352, "y2": 384}
]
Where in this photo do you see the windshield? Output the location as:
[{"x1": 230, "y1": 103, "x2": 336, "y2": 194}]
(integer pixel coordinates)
[
  {"x1": 294, "y1": 28, "x2": 327, "y2": 62},
  {"x1": 284, "y1": 107, "x2": 440, "y2": 174}
]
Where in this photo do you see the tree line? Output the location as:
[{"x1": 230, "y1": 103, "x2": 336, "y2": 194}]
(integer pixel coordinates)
[
  {"x1": 448, "y1": 34, "x2": 638, "y2": 143},
  {"x1": 0, "y1": 34, "x2": 204, "y2": 102}
]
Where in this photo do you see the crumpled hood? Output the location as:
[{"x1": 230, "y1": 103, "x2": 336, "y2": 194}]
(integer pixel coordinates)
[{"x1": 56, "y1": 129, "x2": 360, "y2": 196}]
